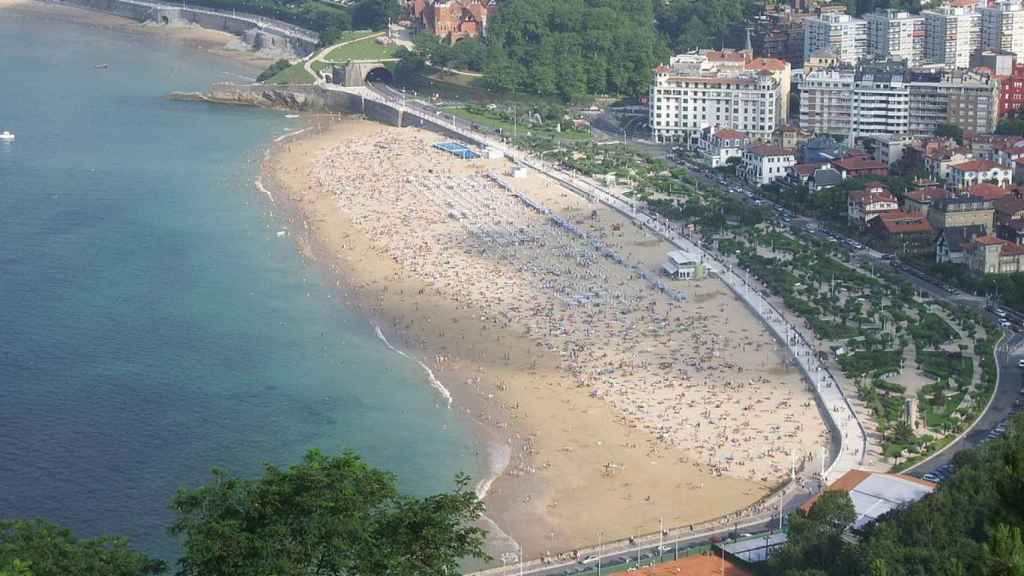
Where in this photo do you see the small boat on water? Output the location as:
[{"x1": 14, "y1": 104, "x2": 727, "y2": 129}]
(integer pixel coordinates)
[
  {"x1": 94, "y1": 64, "x2": 109, "y2": 69},
  {"x1": 285, "y1": 114, "x2": 300, "y2": 119},
  {"x1": 0, "y1": 131, "x2": 14, "y2": 141}
]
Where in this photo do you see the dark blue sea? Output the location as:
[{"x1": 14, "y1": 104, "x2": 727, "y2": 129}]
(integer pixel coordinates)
[{"x1": 0, "y1": 8, "x2": 490, "y2": 563}]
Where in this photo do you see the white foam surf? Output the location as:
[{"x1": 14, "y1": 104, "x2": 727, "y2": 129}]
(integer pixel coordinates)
[{"x1": 374, "y1": 325, "x2": 452, "y2": 408}]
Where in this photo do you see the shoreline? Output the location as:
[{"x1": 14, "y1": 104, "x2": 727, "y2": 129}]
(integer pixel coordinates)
[
  {"x1": 0, "y1": 0, "x2": 276, "y2": 70},
  {"x1": 262, "y1": 117, "x2": 829, "y2": 560}
]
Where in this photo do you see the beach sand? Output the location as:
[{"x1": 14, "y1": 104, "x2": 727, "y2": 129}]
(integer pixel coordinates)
[
  {"x1": 0, "y1": 0, "x2": 275, "y2": 69},
  {"x1": 265, "y1": 117, "x2": 830, "y2": 559}
]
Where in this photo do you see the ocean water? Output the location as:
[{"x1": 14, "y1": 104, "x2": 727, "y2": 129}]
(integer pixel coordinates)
[{"x1": 0, "y1": 10, "x2": 488, "y2": 563}]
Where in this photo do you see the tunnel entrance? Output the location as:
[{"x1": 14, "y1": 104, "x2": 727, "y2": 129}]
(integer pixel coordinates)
[{"x1": 364, "y1": 66, "x2": 393, "y2": 84}]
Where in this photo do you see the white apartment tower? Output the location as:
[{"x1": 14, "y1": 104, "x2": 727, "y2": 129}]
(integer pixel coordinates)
[
  {"x1": 864, "y1": 10, "x2": 925, "y2": 67},
  {"x1": 799, "y1": 65, "x2": 911, "y2": 138},
  {"x1": 649, "y1": 52, "x2": 783, "y2": 144},
  {"x1": 923, "y1": 4, "x2": 981, "y2": 69},
  {"x1": 980, "y1": 0, "x2": 1024, "y2": 57},
  {"x1": 804, "y1": 13, "x2": 868, "y2": 65}
]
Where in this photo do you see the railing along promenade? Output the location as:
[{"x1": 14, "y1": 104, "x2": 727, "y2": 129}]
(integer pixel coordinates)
[{"x1": 346, "y1": 89, "x2": 869, "y2": 575}]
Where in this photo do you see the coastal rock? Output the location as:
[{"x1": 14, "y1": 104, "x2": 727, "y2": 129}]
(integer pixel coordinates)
[{"x1": 168, "y1": 85, "x2": 324, "y2": 111}]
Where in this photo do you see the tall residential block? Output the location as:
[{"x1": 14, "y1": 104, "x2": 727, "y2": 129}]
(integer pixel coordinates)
[
  {"x1": 799, "y1": 62, "x2": 998, "y2": 137},
  {"x1": 804, "y1": 13, "x2": 867, "y2": 65},
  {"x1": 864, "y1": 10, "x2": 925, "y2": 67},
  {"x1": 980, "y1": 0, "x2": 1024, "y2": 58},
  {"x1": 923, "y1": 4, "x2": 981, "y2": 69}
]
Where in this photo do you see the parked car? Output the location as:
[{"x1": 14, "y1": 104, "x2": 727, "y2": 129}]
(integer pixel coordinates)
[{"x1": 995, "y1": 308, "x2": 1008, "y2": 318}]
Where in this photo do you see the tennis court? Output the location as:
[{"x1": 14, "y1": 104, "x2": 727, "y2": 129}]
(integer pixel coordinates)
[{"x1": 434, "y1": 142, "x2": 480, "y2": 159}]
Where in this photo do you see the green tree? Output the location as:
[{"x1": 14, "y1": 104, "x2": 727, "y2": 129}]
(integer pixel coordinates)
[
  {"x1": 0, "y1": 560, "x2": 32, "y2": 576},
  {"x1": 0, "y1": 520, "x2": 162, "y2": 576},
  {"x1": 170, "y1": 449, "x2": 488, "y2": 576},
  {"x1": 984, "y1": 524, "x2": 1024, "y2": 576},
  {"x1": 935, "y1": 122, "x2": 964, "y2": 145},
  {"x1": 351, "y1": 0, "x2": 399, "y2": 30}
]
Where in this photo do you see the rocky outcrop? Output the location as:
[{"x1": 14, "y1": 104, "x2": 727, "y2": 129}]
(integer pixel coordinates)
[{"x1": 169, "y1": 85, "x2": 324, "y2": 110}]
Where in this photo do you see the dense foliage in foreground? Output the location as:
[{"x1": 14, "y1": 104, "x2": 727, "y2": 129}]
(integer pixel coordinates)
[
  {"x1": 0, "y1": 450, "x2": 486, "y2": 576},
  {"x1": 761, "y1": 414, "x2": 1024, "y2": 576}
]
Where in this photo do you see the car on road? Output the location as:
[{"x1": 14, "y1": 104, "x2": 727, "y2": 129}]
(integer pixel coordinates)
[
  {"x1": 1000, "y1": 319, "x2": 1012, "y2": 328},
  {"x1": 578, "y1": 554, "x2": 597, "y2": 565},
  {"x1": 923, "y1": 473, "x2": 940, "y2": 482},
  {"x1": 995, "y1": 308, "x2": 1009, "y2": 318}
]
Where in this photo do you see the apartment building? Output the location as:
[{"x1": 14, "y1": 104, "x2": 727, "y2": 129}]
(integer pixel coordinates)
[
  {"x1": 864, "y1": 10, "x2": 926, "y2": 67},
  {"x1": 740, "y1": 146, "x2": 797, "y2": 186},
  {"x1": 907, "y1": 69, "x2": 999, "y2": 135},
  {"x1": 923, "y1": 4, "x2": 981, "y2": 69},
  {"x1": 649, "y1": 51, "x2": 785, "y2": 144},
  {"x1": 751, "y1": 13, "x2": 807, "y2": 69},
  {"x1": 980, "y1": 0, "x2": 1024, "y2": 58},
  {"x1": 800, "y1": 63, "x2": 998, "y2": 136},
  {"x1": 798, "y1": 63, "x2": 911, "y2": 137},
  {"x1": 804, "y1": 13, "x2": 867, "y2": 65}
]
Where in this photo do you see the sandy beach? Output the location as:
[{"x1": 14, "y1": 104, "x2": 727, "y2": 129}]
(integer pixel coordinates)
[
  {"x1": 265, "y1": 117, "x2": 831, "y2": 559},
  {"x1": 0, "y1": 0, "x2": 275, "y2": 69}
]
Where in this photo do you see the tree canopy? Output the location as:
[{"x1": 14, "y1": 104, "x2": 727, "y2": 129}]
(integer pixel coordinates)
[
  {"x1": 760, "y1": 414, "x2": 1024, "y2": 576},
  {"x1": 0, "y1": 520, "x2": 164, "y2": 576},
  {"x1": 169, "y1": 449, "x2": 488, "y2": 576},
  {"x1": 481, "y1": 0, "x2": 669, "y2": 101}
]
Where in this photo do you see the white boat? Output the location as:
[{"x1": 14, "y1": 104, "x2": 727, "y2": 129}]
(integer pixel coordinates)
[{"x1": 0, "y1": 131, "x2": 14, "y2": 141}]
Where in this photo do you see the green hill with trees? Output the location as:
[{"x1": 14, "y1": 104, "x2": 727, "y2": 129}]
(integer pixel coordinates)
[{"x1": 761, "y1": 413, "x2": 1024, "y2": 576}]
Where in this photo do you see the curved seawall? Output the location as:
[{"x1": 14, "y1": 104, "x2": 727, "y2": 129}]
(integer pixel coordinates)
[{"x1": 45, "y1": 0, "x2": 318, "y2": 57}]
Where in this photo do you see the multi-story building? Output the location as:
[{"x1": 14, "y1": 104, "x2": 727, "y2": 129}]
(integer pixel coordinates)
[
  {"x1": 799, "y1": 63, "x2": 911, "y2": 137},
  {"x1": 740, "y1": 145, "x2": 797, "y2": 186},
  {"x1": 995, "y1": 63, "x2": 1024, "y2": 117},
  {"x1": 923, "y1": 4, "x2": 981, "y2": 69},
  {"x1": 649, "y1": 51, "x2": 786, "y2": 144},
  {"x1": 980, "y1": 0, "x2": 1024, "y2": 58},
  {"x1": 964, "y1": 234, "x2": 1024, "y2": 273},
  {"x1": 751, "y1": 13, "x2": 808, "y2": 69},
  {"x1": 947, "y1": 159, "x2": 1013, "y2": 189},
  {"x1": 695, "y1": 126, "x2": 750, "y2": 168},
  {"x1": 971, "y1": 48, "x2": 1017, "y2": 76},
  {"x1": 804, "y1": 13, "x2": 867, "y2": 65},
  {"x1": 407, "y1": 0, "x2": 497, "y2": 43},
  {"x1": 848, "y1": 182, "x2": 899, "y2": 227},
  {"x1": 908, "y1": 69, "x2": 999, "y2": 135},
  {"x1": 927, "y1": 196, "x2": 996, "y2": 232},
  {"x1": 864, "y1": 10, "x2": 926, "y2": 67}
]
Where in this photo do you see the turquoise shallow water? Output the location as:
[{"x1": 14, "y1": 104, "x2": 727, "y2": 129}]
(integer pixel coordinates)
[{"x1": 0, "y1": 10, "x2": 486, "y2": 562}]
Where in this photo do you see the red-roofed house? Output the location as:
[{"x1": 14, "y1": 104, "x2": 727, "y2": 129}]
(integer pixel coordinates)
[
  {"x1": 831, "y1": 156, "x2": 889, "y2": 179},
  {"x1": 409, "y1": 0, "x2": 498, "y2": 43},
  {"x1": 948, "y1": 160, "x2": 1013, "y2": 190},
  {"x1": 740, "y1": 145, "x2": 796, "y2": 186},
  {"x1": 965, "y1": 235, "x2": 1024, "y2": 274},
  {"x1": 903, "y1": 186, "x2": 951, "y2": 215},
  {"x1": 696, "y1": 126, "x2": 750, "y2": 168},
  {"x1": 868, "y1": 211, "x2": 934, "y2": 256},
  {"x1": 968, "y1": 182, "x2": 1011, "y2": 201},
  {"x1": 848, "y1": 183, "x2": 899, "y2": 228},
  {"x1": 788, "y1": 162, "x2": 825, "y2": 186}
]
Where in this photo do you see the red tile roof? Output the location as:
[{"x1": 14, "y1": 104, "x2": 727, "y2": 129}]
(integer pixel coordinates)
[
  {"x1": 968, "y1": 182, "x2": 1011, "y2": 200},
  {"x1": 635, "y1": 555, "x2": 752, "y2": 576},
  {"x1": 747, "y1": 145, "x2": 793, "y2": 157},
  {"x1": 714, "y1": 128, "x2": 747, "y2": 140},
  {"x1": 746, "y1": 57, "x2": 788, "y2": 72},
  {"x1": 792, "y1": 162, "x2": 825, "y2": 176},
  {"x1": 952, "y1": 159, "x2": 1004, "y2": 172},
  {"x1": 905, "y1": 186, "x2": 950, "y2": 203},
  {"x1": 849, "y1": 188, "x2": 897, "y2": 207},
  {"x1": 876, "y1": 211, "x2": 933, "y2": 234},
  {"x1": 831, "y1": 157, "x2": 889, "y2": 172},
  {"x1": 970, "y1": 235, "x2": 1024, "y2": 256}
]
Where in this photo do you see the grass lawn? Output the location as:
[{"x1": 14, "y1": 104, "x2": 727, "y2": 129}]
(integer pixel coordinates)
[
  {"x1": 266, "y1": 62, "x2": 314, "y2": 85},
  {"x1": 324, "y1": 35, "x2": 399, "y2": 63},
  {"x1": 445, "y1": 107, "x2": 591, "y2": 142}
]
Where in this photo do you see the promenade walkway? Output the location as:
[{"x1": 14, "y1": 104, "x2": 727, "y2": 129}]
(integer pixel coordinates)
[{"x1": 118, "y1": 0, "x2": 320, "y2": 44}]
